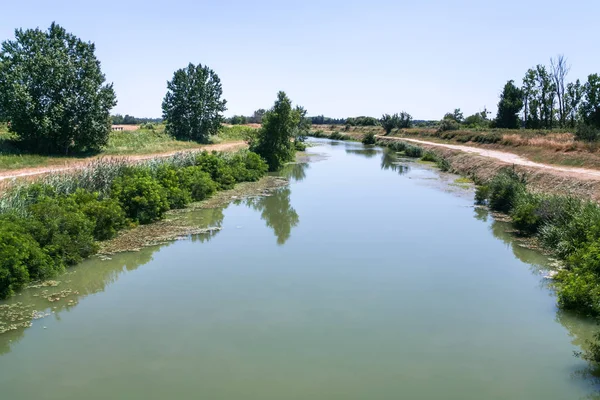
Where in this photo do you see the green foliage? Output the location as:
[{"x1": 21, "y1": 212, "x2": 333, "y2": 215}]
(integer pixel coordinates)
[
  {"x1": 575, "y1": 330, "x2": 600, "y2": 364},
  {"x1": 225, "y1": 151, "x2": 268, "y2": 183},
  {"x1": 111, "y1": 170, "x2": 170, "y2": 224},
  {"x1": 70, "y1": 189, "x2": 128, "y2": 240},
  {"x1": 0, "y1": 23, "x2": 116, "y2": 154},
  {"x1": 27, "y1": 196, "x2": 98, "y2": 266},
  {"x1": 443, "y1": 109, "x2": 464, "y2": 123},
  {"x1": 420, "y1": 151, "x2": 438, "y2": 162},
  {"x1": 251, "y1": 91, "x2": 305, "y2": 171},
  {"x1": 155, "y1": 165, "x2": 192, "y2": 209},
  {"x1": 403, "y1": 144, "x2": 423, "y2": 158},
  {"x1": 478, "y1": 168, "x2": 527, "y2": 212},
  {"x1": 510, "y1": 193, "x2": 543, "y2": 235},
  {"x1": 346, "y1": 116, "x2": 379, "y2": 126},
  {"x1": 177, "y1": 167, "x2": 217, "y2": 201},
  {"x1": 162, "y1": 63, "x2": 227, "y2": 143},
  {"x1": 195, "y1": 151, "x2": 236, "y2": 189},
  {"x1": 575, "y1": 124, "x2": 600, "y2": 142},
  {"x1": 380, "y1": 112, "x2": 412, "y2": 134},
  {"x1": 362, "y1": 132, "x2": 376, "y2": 145},
  {"x1": 580, "y1": 74, "x2": 600, "y2": 129},
  {"x1": 437, "y1": 119, "x2": 460, "y2": 132},
  {"x1": 0, "y1": 217, "x2": 56, "y2": 299},
  {"x1": 495, "y1": 80, "x2": 524, "y2": 129}
]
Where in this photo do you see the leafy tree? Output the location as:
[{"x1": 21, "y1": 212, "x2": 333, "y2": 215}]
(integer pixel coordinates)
[
  {"x1": 162, "y1": 63, "x2": 227, "y2": 142},
  {"x1": 463, "y1": 108, "x2": 491, "y2": 128},
  {"x1": 443, "y1": 108, "x2": 464, "y2": 123},
  {"x1": 565, "y1": 79, "x2": 583, "y2": 128},
  {"x1": 380, "y1": 111, "x2": 412, "y2": 134},
  {"x1": 495, "y1": 80, "x2": 524, "y2": 129},
  {"x1": 581, "y1": 74, "x2": 600, "y2": 129},
  {"x1": 251, "y1": 91, "x2": 304, "y2": 171},
  {"x1": 0, "y1": 23, "x2": 116, "y2": 154},
  {"x1": 250, "y1": 109, "x2": 266, "y2": 124}
]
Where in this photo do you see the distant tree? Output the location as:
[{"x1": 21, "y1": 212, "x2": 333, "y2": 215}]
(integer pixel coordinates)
[
  {"x1": 0, "y1": 23, "x2": 116, "y2": 154},
  {"x1": 229, "y1": 115, "x2": 247, "y2": 125},
  {"x1": 550, "y1": 55, "x2": 570, "y2": 128},
  {"x1": 443, "y1": 108, "x2": 464, "y2": 123},
  {"x1": 463, "y1": 108, "x2": 491, "y2": 128},
  {"x1": 380, "y1": 114, "x2": 398, "y2": 134},
  {"x1": 565, "y1": 80, "x2": 583, "y2": 128},
  {"x1": 522, "y1": 68, "x2": 538, "y2": 128},
  {"x1": 581, "y1": 74, "x2": 600, "y2": 129},
  {"x1": 250, "y1": 109, "x2": 266, "y2": 124},
  {"x1": 162, "y1": 63, "x2": 227, "y2": 142},
  {"x1": 495, "y1": 80, "x2": 524, "y2": 129},
  {"x1": 251, "y1": 91, "x2": 305, "y2": 171},
  {"x1": 380, "y1": 112, "x2": 412, "y2": 134}
]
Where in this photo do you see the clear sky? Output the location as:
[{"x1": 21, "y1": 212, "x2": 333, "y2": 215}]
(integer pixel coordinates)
[{"x1": 2, "y1": 0, "x2": 598, "y2": 120}]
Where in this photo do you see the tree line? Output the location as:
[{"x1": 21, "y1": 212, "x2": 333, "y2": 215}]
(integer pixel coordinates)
[
  {"x1": 494, "y1": 55, "x2": 600, "y2": 139},
  {"x1": 0, "y1": 22, "x2": 308, "y2": 169},
  {"x1": 111, "y1": 114, "x2": 162, "y2": 125}
]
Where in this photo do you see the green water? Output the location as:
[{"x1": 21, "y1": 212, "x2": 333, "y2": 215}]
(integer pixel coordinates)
[{"x1": 1, "y1": 139, "x2": 599, "y2": 399}]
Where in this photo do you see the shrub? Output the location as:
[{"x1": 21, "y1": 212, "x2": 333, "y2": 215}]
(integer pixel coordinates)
[
  {"x1": 362, "y1": 132, "x2": 376, "y2": 145},
  {"x1": 485, "y1": 169, "x2": 527, "y2": 213},
  {"x1": 510, "y1": 193, "x2": 543, "y2": 235},
  {"x1": 177, "y1": 167, "x2": 218, "y2": 201},
  {"x1": 0, "y1": 217, "x2": 56, "y2": 299},
  {"x1": 111, "y1": 171, "x2": 170, "y2": 224},
  {"x1": 155, "y1": 165, "x2": 191, "y2": 209},
  {"x1": 70, "y1": 189, "x2": 128, "y2": 240},
  {"x1": 27, "y1": 196, "x2": 98, "y2": 266},
  {"x1": 225, "y1": 152, "x2": 268, "y2": 183},
  {"x1": 437, "y1": 119, "x2": 460, "y2": 132},
  {"x1": 474, "y1": 185, "x2": 490, "y2": 205},
  {"x1": 195, "y1": 151, "x2": 236, "y2": 189},
  {"x1": 294, "y1": 141, "x2": 307, "y2": 151},
  {"x1": 421, "y1": 151, "x2": 438, "y2": 162},
  {"x1": 329, "y1": 131, "x2": 347, "y2": 140},
  {"x1": 404, "y1": 144, "x2": 423, "y2": 158},
  {"x1": 575, "y1": 124, "x2": 600, "y2": 142}
]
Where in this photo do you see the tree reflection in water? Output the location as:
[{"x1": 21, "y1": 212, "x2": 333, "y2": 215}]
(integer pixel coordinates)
[{"x1": 381, "y1": 148, "x2": 410, "y2": 175}]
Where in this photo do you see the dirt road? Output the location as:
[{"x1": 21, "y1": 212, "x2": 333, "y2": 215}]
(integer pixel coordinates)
[
  {"x1": 0, "y1": 141, "x2": 247, "y2": 182},
  {"x1": 378, "y1": 136, "x2": 600, "y2": 181}
]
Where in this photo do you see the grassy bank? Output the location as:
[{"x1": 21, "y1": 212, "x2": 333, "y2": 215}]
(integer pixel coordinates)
[
  {"x1": 0, "y1": 124, "x2": 255, "y2": 171},
  {"x1": 0, "y1": 149, "x2": 268, "y2": 299}
]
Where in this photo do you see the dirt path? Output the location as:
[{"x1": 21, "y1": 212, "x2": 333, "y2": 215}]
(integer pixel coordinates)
[
  {"x1": 0, "y1": 141, "x2": 247, "y2": 182},
  {"x1": 378, "y1": 136, "x2": 600, "y2": 181}
]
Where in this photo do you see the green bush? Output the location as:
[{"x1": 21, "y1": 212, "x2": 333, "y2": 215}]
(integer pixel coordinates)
[
  {"x1": 177, "y1": 167, "x2": 218, "y2": 201},
  {"x1": 404, "y1": 144, "x2": 423, "y2": 158},
  {"x1": 155, "y1": 165, "x2": 192, "y2": 209},
  {"x1": 421, "y1": 151, "x2": 438, "y2": 162},
  {"x1": 0, "y1": 217, "x2": 56, "y2": 299},
  {"x1": 111, "y1": 171, "x2": 170, "y2": 224},
  {"x1": 556, "y1": 271, "x2": 600, "y2": 316},
  {"x1": 485, "y1": 169, "x2": 527, "y2": 213},
  {"x1": 195, "y1": 151, "x2": 236, "y2": 190},
  {"x1": 510, "y1": 193, "x2": 543, "y2": 235},
  {"x1": 362, "y1": 132, "x2": 376, "y2": 145},
  {"x1": 437, "y1": 119, "x2": 460, "y2": 132},
  {"x1": 294, "y1": 141, "x2": 307, "y2": 151},
  {"x1": 225, "y1": 151, "x2": 268, "y2": 183},
  {"x1": 575, "y1": 124, "x2": 600, "y2": 142},
  {"x1": 329, "y1": 131, "x2": 347, "y2": 140},
  {"x1": 27, "y1": 196, "x2": 98, "y2": 266},
  {"x1": 70, "y1": 189, "x2": 128, "y2": 240},
  {"x1": 474, "y1": 185, "x2": 490, "y2": 205}
]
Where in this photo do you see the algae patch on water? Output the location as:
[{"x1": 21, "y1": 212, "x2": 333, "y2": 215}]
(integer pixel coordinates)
[{"x1": 99, "y1": 176, "x2": 289, "y2": 254}]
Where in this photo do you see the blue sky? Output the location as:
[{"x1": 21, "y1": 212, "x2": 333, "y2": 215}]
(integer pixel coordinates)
[{"x1": 2, "y1": 0, "x2": 598, "y2": 120}]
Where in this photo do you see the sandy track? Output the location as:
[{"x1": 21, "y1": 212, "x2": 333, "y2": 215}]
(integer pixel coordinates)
[
  {"x1": 0, "y1": 141, "x2": 247, "y2": 182},
  {"x1": 377, "y1": 136, "x2": 600, "y2": 181}
]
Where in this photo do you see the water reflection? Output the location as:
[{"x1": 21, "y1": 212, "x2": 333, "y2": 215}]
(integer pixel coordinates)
[
  {"x1": 345, "y1": 148, "x2": 379, "y2": 159},
  {"x1": 381, "y1": 148, "x2": 410, "y2": 175},
  {"x1": 0, "y1": 245, "x2": 166, "y2": 355},
  {"x1": 0, "y1": 206, "x2": 228, "y2": 355},
  {"x1": 279, "y1": 162, "x2": 309, "y2": 183},
  {"x1": 246, "y1": 187, "x2": 299, "y2": 245}
]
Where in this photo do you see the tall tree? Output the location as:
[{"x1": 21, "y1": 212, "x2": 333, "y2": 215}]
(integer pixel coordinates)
[
  {"x1": 522, "y1": 68, "x2": 538, "y2": 128},
  {"x1": 535, "y1": 65, "x2": 557, "y2": 129},
  {"x1": 495, "y1": 80, "x2": 523, "y2": 129},
  {"x1": 0, "y1": 23, "x2": 116, "y2": 154},
  {"x1": 565, "y1": 79, "x2": 583, "y2": 128},
  {"x1": 162, "y1": 63, "x2": 227, "y2": 143},
  {"x1": 550, "y1": 55, "x2": 571, "y2": 128},
  {"x1": 581, "y1": 74, "x2": 600, "y2": 129},
  {"x1": 250, "y1": 91, "x2": 305, "y2": 171}
]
